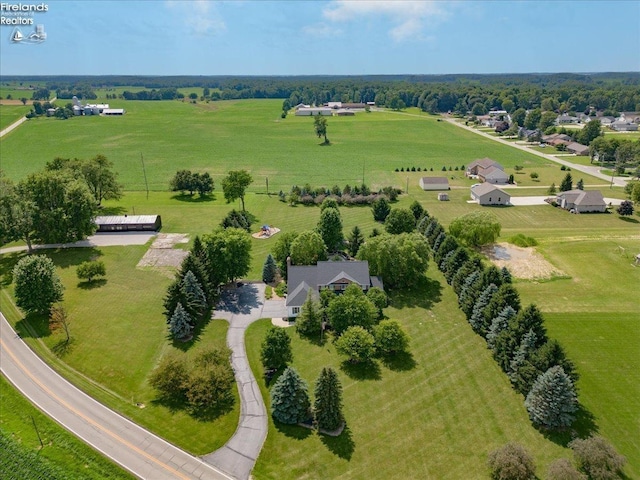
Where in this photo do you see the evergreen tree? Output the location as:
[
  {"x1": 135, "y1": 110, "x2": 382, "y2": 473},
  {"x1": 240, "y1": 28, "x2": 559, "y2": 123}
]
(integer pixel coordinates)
[
  {"x1": 295, "y1": 290, "x2": 323, "y2": 337},
  {"x1": 262, "y1": 254, "x2": 277, "y2": 283},
  {"x1": 500, "y1": 266, "x2": 513, "y2": 284},
  {"x1": 426, "y1": 219, "x2": 443, "y2": 247},
  {"x1": 442, "y1": 247, "x2": 469, "y2": 284},
  {"x1": 508, "y1": 329, "x2": 538, "y2": 389},
  {"x1": 432, "y1": 231, "x2": 446, "y2": 253},
  {"x1": 347, "y1": 225, "x2": 364, "y2": 257},
  {"x1": 163, "y1": 278, "x2": 183, "y2": 324},
  {"x1": 314, "y1": 367, "x2": 343, "y2": 431},
  {"x1": 493, "y1": 304, "x2": 548, "y2": 372},
  {"x1": 169, "y1": 303, "x2": 193, "y2": 339},
  {"x1": 459, "y1": 271, "x2": 483, "y2": 318},
  {"x1": 409, "y1": 200, "x2": 425, "y2": 220},
  {"x1": 452, "y1": 257, "x2": 483, "y2": 296},
  {"x1": 260, "y1": 327, "x2": 293, "y2": 370},
  {"x1": 470, "y1": 284, "x2": 498, "y2": 334},
  {"x1": 270, "y1": 367, "x2": 311, "y2": 424},
  {"x1": 487, "y1": 306, "x2": 517, "y2": 349},
  {"x1": 525, "y1": 366, "x2": 578, "y2": 429},
  {"x1": 560, "y1": 172, "x2": 573, "y2": 192},
  {"x1": 434, "y1": 235, "x2": 459, "y2": 265},
  {"x1": 371, "y1": 197, "x2": 391, "y2": 222},
  {"x1": 530, "y1": 339, "x2": 579, "y2": 386},
  {"x1": 181, "y1": 270, "x2": 208, "y2": 319},
  {"x1": 576, "y1": 178, "x2": 584, "y2": 190},
  {"x1": 482, "y1": 284, "x2": 521, "y2": 336},
  {"x1": 180, "y1": 253, "x2": 210, "y2": 301},
  {"x1": 482, "y1": 265, "x2": 504, "y2": 290}
]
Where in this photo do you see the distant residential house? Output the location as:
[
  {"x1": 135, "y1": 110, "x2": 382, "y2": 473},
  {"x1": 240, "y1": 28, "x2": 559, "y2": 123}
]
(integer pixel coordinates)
[
  {"x1": 95, "y1": 215, "x2": 162, "y2": 232},
  {"x1": 295, "y1": 107, "x2": 332, "y2": 116},
  {"x1": 556, "y1": 114, "x2": 579, "y2": 125},
  {"x1": 341, "y1": 102, "x2": 367, "y2": 110},
  {"x1": 326, "y1": 102, "x2": 342, "y2": 109},
  {"x1": 102, "y1": 108, "x2": 125, "y2": 116},
  {"x1": 542, "y1": 133, "x2": 572, "y2": 144},
  {"x1": 610, "y1": 121, "x2": 638, "y2": 132},
  {"x1": 556, "y1": 189, "x2": 606, "y2": 213},
  {"x1": 598, "y1": 116, "x2": 615, "y2": 127},
  {"x1": 518, "y1": 127, "x2": 541, "y2": 142},
  {"x1": 481, "y1": 166, "x2": 509, "y2": 184},
  {"x1": 419, "y1": 177, "x2": 450, "y2": 191},
  {"x1": 466, "y1": 158, "x2": 503, "y2": 177},
  {"x1": 566, "y1": 142, "x2": 590, "y2": 156},
  {"x1": 335, "y1": 109, "x2": 355, "y2": 116},
  {"x1": 619, "y1": 112, "x2": 640, "y2": 124},
  {"x1": 471, "y1": 183, "x2": 510, "y2": 206},
  {"x1": 285, "y1": 260, "x2": 383, "y2": 318},
  {"x1": 294, "y1": 103, "x2": 311, "y2": 110},
  {"x1": 577, "y1": 113, "x2": 592, "y2": 123}
]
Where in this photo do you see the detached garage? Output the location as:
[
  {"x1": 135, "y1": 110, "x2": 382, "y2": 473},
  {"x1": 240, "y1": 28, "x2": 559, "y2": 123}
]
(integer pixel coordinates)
[
  {"x1": 95, "y1": 215, "x2": 162, "y2": 232},
  {"x1": 419, "y1": 177, "x2": 450, "y2": 191}
]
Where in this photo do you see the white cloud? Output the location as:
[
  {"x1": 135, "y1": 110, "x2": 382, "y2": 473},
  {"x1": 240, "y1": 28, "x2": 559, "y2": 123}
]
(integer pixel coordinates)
[
  {"x1": 166, "y1": 0, "x2": 226, "y2": 36},
  {"x1": 320, "y1": 0, "x2": 449, "y2": 41},
  {"x1": 301, "y1": 22, "x2": 342, "y2": 38}
]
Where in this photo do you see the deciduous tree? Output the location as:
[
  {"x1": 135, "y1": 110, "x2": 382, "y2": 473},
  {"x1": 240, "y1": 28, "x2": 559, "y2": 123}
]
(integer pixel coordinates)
[
  {"x1": 335, "y1": 326, "x2": 376, "y2": 363},
  {"x1": 449, "y1": 211, "x2": 501, "y2": 247},
  {"x1": 487, "y1": 443, "x2": 536, "y2": 480},
  {"x1": 569, "y1": 435, "x2": 627, "y2": 480},
  {"x1": 76, "y1": 260, "x2": 106, "y2": 283},
  {"x1": 316, "y1": 206, "x2": 343, "y2": 252},
  {"x1": 384, "y1": 208, "x2": 416, "y2": 234},
  {"x1": 221, "y1": 170, "x2": 253, "y2": 211},
  {"x1": 290, "y1": 230, "x2": 327, "y2": 265},
  {"x1": 326, "y1": 284, "x2": 377, "y2": 334},
  {"x1": 260, "y1": 327, "x2": 293, "y2": 371},
  {"x1": 14, "y1": 255, "x2": 64, "y2": 315},
  {"x1": 314, "y1": 115, "x2": 329, "y2": 144},
  {"x1": 373, "y1": 320, "x2": 409, "y2": 355}
]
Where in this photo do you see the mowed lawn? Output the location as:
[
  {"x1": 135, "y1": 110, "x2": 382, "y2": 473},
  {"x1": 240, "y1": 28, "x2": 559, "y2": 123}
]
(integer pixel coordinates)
[
  {"x1": 0, "y1": 104, "x2": 29, "y2": 131},
  {"x1": 0, "y1": 245, "x2": 240, "y2": 456},
  {"x1": 0, "y1": 98, "x2": 555, "y2": 192},
  {"x1": 246, "y1": 270, "x2": 569, "y2": 480},
  {"x1": 515, "y1": 238, "x2": 640, "y2": 476}
]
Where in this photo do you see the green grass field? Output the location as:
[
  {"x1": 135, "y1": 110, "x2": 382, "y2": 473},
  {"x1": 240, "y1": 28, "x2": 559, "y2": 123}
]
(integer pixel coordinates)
[
  {"x1": 0, "y1": 104, "x2": 29, "y2": 131},
  {"x1": 0, "y1": 99, "x2": 556, "y2": 193},
  {"x1": 0, "y1": 245, "x2": 240, "y2": 456},
  {"x1": 1, "y1": 97, "x2": 638, "y2": 477},
  {"x1": 246, "y1": 270, "x2": 571, "y2": 479},
  {"x1": 0, "y1": 376, "x2": 133, "y2": 479}
]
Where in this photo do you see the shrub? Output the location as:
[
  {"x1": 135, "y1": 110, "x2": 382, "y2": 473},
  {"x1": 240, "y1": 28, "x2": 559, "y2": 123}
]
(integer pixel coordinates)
[
  {"x1": 569, "y1": 436, "x2": 626, "y2": 480},
  {"x1": 76, "y1": 260, "x2": 106, "y2": 283},
  {"x1": 487, "y1": 443, "x2": 536, "y2": 480},
  {"x1": 509, "y1": 234, "x2": 538, "y2": 248}
]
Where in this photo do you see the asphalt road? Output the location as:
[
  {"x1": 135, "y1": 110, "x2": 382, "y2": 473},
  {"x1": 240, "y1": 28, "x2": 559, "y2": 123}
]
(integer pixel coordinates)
[{"x1": 0, "y1": 312, "x2": 233, "y2": 480}]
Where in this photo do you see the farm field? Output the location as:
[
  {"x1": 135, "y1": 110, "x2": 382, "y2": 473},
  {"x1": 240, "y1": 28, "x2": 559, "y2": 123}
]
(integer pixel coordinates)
[
  {"x1": 0, "y1": 104, "x2": 29, "y2": 131},
  {"x1": 1, "y1": 97, "x2": 638, "y2": 477},
  {"x1": 0, "y1": 98, "x2": 556, "y2": 192},
  {"x1": 0, "y1": 375, "x2": 133, "y2": 479}
]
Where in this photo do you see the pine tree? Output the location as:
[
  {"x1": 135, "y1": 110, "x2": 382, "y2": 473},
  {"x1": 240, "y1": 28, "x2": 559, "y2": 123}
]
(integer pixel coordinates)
[
  {"x1": 482, "y1": 265, "x2": 504, "y2": 290},
  {"x1": 525, "y1": 365, "x2": 577, "y2": 429},
  {"x1": 509, "y1": 329, "x2": 537, "y2": 385},
  {"x1": 262, "y1": 254, "x2": 277, "y2": 283},
  {"x1": 347, "y1": 225, "x2": 364, "y2": 257},
  {"x1": 314, "y1": 367, "x2": 343, "y2": 431},
  {"x1": 163, "y1": 278, "x2": 183, "y2": 324},
  {"x1": 434, "y1": 235, "x2": 459, "y2": 265},
  {"x1": 470, "y1": 284, "x2": 498, "y2": 333},
  {"x1": 487, "y1": 305, "x2": 517, "y2": 349},
  {"x1": 181, "y1": 270, "x2": 208, "y2": 319},
  {"x1": 442, "y1": 247, "x2": 469, "y2": 284},
  {"x1": 482, "y1": 284, "x2": 521, "y2": 336},
  {"x1": 576, "y1": 178, "x2": 584, "y2": 190},
  {"x1": 452, "y1": 257, "x2": 483, "y2": 296},
  {"x1": 180, "y1": 253, "x2": 210, "y2": 301},
  {"x1": 560, "y1": 172, "x2": 573, "y2": 192},
  {"x1": 270, "y1": 367, "x2": 311, "y2": 424},
  {"x1": 295, "y1": 290, "x2": 323, "y2": 337},
  {"x1": 432, "y1": 231, "x2": 446, "y2": 254},
  {"x1": 169, "y1": 303, "x2": 193, "y2": 339},
  {"x1": 500, "y1": 266, "x2": 513, "y2": 284},
  {"x1": 459, "y1": 270, "x2": 483, "y2": 318}
]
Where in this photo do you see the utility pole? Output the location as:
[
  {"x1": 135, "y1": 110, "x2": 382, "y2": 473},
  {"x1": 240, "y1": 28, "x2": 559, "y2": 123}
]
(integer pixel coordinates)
[{"x1": 141, "y1": 153, "x2": 149, "y2": 199}]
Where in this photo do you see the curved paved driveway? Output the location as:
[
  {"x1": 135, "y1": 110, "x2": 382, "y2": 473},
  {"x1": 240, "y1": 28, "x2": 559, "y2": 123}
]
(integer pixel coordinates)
[
  {"x1": 0, "y1": 312, "x2": 232, "y2": 480},
  {"x1": 204, "y1": 283, "x2": 287, "y2": 480}
]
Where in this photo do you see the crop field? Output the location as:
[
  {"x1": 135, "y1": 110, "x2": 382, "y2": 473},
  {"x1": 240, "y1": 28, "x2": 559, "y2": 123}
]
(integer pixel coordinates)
[{"x1": 1, "y1": 97, "x2": 638, "y2": 477}]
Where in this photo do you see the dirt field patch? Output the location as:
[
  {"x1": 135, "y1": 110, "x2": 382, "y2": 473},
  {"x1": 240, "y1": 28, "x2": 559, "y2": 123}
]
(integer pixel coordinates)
[
  {"x1": 482, "y1": 242, "x2": 565, "y2": 280},
  {"x1": 137, "y1": 233, "x2": 189, "y2": 269}
]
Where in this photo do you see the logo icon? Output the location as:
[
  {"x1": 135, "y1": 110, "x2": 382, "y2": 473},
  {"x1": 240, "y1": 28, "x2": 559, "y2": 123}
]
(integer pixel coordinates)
[{"x1": 10, "y1": 25, "x2": 46, "y2": 44}]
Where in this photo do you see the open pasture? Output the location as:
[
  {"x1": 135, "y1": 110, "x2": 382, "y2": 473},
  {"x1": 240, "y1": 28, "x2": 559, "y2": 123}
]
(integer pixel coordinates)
[
  {"x1": 0, "y1": 104, "x2": 29, "y2": 130},
  {"x1": 0, "y1": 99, "x2": 555, "y2": 192}
]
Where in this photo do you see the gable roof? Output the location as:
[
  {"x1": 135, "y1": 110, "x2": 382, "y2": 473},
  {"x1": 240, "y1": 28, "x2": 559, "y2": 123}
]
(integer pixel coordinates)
[
  {"x1": 467, "y1": 158, "x2": 503, "y2": 171},
  {"x1": 419, "y1": 177, "x2": 449, "y2": 184},
  {"x1": 481, "y1": 166, "x2": 509, "y2": 180},
  {"x1": 557, "y1": 189, "x2": 606, "y2": 206},
  {"x1": 471, "y1": 183, "x2": 509, "y2": 197},
  {"x1": 286, "y1": 261, "x2": 375, "y2": 308}
]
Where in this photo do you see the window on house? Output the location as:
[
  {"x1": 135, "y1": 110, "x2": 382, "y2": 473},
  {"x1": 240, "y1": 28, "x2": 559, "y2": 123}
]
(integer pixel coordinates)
[{"x1": 292, "y1": 307, "x2": 300, "y2": 315}]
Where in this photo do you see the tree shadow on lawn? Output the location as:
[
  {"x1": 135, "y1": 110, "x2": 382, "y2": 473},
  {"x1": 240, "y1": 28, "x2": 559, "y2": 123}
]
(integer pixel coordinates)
[
  {"x1": 15, "y1": 312, "x2": 52, "y2": 339},
  {"x1": 48, "y1": 248, "x2": 104, "y2": 270},
  {"x1": 150, "y1": 395, "x2": 235, "y2": 422},
  {"x1": 77, "y1": 279, "x2": 107, "y2": 290},
  {"x1": 388, "y1": 276, "x2": 442, "y2": 310},
  {"x1": 379, "y1": 351, "x2": 417, "y2": 372},
  {"x1": 0, "y1": 252, "x2": 22, "y2": 287},
  {"x1": 618, "y1": 216, "x2": 639, "y2": 224},
  {"x1": 320, "y1": 424, "x2": 355, "y2": 460},
  {"x1": 340, "y1": 360, "x2": 381, "y2": 381},
  {"x1": 51, "y1": 337, "x2": 75, "y2": 358},
  {"x1": 170, "y1": 193, "x2": 216, "y2": 203},
  {"x1": 539, "y1": 402, "x2": 599, "y2": 447},
  {"x1": 99, "y1": 205, "x2": 127, "y2": 216},
  {"x1": 171, "y1": 312, "x2": 213, "y2": 352},
  {"x1": 274, "y1": 421, "x2": 313, "y2": 440}
]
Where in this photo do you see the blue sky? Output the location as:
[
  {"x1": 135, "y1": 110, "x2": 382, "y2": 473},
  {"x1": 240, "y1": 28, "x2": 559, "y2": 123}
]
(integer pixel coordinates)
[{"x1": 1, "y1": 0, "x2": 639, "y2": 76}]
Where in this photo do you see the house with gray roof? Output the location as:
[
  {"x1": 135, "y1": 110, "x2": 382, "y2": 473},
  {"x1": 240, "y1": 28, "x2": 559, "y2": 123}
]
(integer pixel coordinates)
[
  {"x1": 466, "y1": 158, "x2": 502, "y2": 177},
  {"x1": 471, "y1": 183, "x2": 510, "y2": 206},
  {"x1": 285, "y1": 260, "x2": 383, "y2": 317},
  {"x1": 566, "y1": 142, "x2": 590, "y2": 156},
  {"x1": 556, "y1": 189, "x2": 607, "y2": 213}
]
